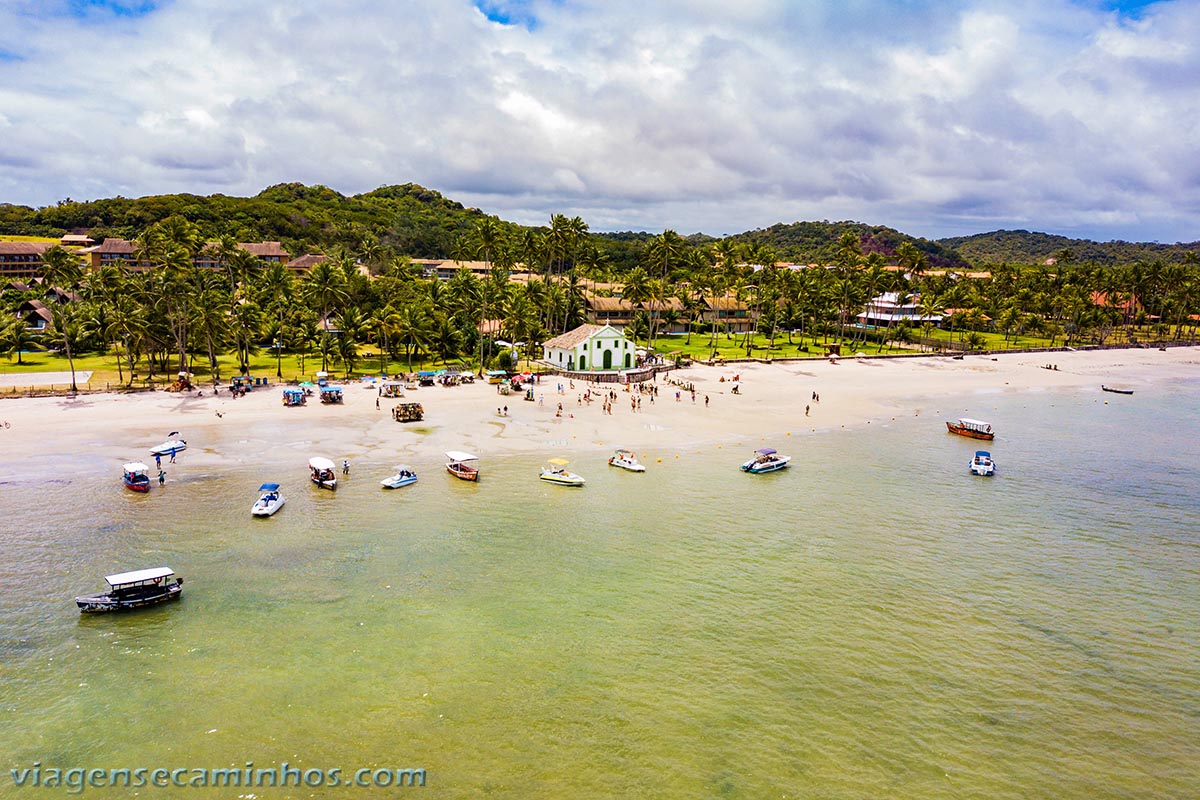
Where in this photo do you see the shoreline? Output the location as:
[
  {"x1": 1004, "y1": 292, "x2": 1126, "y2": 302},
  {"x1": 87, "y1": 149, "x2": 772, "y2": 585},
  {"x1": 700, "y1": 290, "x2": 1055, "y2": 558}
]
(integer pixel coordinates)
[{"x1": 1, "y1": 347, "x2": 1197, "y2": 479}]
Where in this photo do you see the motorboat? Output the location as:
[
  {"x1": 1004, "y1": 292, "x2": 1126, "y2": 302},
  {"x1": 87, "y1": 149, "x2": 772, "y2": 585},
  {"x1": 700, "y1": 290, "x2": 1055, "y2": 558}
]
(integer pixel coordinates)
[
  {"x1": 740, "y1": 447, "x2": 791, "y2": 474},
  {"x1": 123, "y1": 462, "x2": 151, "y2": 492},
  {"x1": 252, "y1": 482, "x2": 286, "y2": 515},
  {"x1": 445, "y1": 451, "x2": 479, "y2": 482},
  {"x1": 539, "y1": 458, "x2": 585, "y2": 487},
  {"x1": 381, "y1": 465, "x2": 418, "y2": 489},
  {"x1": 969, "y1": 451, "x2": 996, "y2": 476},
  {"x1": 308, "y1": 456, "x2": 338, "y2": 490},
  {"x1": 76, "y1": 567, "x2": 183, "y2": 613},
  {"x1": 608, "y1": 449, "x2": 646, "y2": 472},
  {"x1": 946, "y1": 418, "x2": 994, "y2": 440},
  {"x1": 149, "y1": 432, "x2": 187, "y2": 456}
]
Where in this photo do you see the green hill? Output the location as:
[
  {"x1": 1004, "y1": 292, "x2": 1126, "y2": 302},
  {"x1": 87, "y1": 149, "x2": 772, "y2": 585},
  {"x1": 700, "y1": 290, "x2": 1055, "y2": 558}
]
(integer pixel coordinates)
[
  {"x1": 937, "y1": 229, "x2": 1200, "y2": 266},
  {"x1": 730, "y1": 221, "x2": 971, "y2": 269}
]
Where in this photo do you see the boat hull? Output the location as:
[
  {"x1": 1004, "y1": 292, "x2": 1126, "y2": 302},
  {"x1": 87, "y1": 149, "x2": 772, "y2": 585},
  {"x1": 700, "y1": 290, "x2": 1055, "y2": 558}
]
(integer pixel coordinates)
[
  {"x1": 381, "y1": 476, "x2": 418, "y2": 489},
  {"x1": 251, "y1": 498, "x2": 285, "y2": 516},
  {"x1": 149, "y1": 440, "x2": 187, "y2": 456},
  {"x1": 540, "y1": 472, "x2": 585, "y2": 486},
  {"x1": 946, "y1": 422, "x2": 994, "y2": 440},
  {"x1": 447, "y1": 464, "x2": 478, "y2": 482},
  {"x1": 741, "y1": 462, "x2": 790, "y2": 474},
  {"x1": 76, "y1": 583, "x2": 182, "y2": 613},
  {"x1": 310, "y1": 478, "x2": 337, "y2": 490},
  {"x1": 1101, "y1": 386, "x2": 1134, "y2": 395},
  {"x1": 608, "y1": 457, "x2": 646, "y2": 472},
  {"x1": 124, "y1": 478, "x2": 151, "y2": 492}
]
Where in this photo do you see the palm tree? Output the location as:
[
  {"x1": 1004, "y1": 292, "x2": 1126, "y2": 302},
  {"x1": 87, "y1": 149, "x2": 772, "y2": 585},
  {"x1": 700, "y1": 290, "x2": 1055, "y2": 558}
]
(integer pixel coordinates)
[
  {"x1": 473, "y1": 217, "x2": 503, "y2": 375},
  {"x1": 2, "y1": 318, "x2": 38, "y2": 364},
  {"x1": 39, "y1": 245, "x2": 84, "y2": 391},
  {"x1": 302, "y1": 259, "x2": 350, "y2": 372}
]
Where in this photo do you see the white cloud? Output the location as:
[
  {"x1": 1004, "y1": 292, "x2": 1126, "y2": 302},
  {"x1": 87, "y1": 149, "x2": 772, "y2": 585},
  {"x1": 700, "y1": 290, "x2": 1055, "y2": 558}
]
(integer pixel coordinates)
[{"x1": 0, "y1": 0, "x2": 1196, "y2": 243}]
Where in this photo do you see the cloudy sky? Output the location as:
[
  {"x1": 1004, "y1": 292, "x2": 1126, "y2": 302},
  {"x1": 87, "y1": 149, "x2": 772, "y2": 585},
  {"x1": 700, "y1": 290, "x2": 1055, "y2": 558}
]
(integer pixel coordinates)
[{"x1": 0, "y1": 0, "x2": 1197, "y2": 243}]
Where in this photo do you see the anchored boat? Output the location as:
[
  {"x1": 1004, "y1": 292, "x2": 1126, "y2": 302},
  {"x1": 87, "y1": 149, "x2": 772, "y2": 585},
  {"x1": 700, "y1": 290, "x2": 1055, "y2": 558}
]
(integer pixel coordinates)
[
  {"x1": 740, "y1": 447, "x2": 791, "y2": 474},
  {"x1": 946, "y1": 418, "x2": 994, "y2": 440},
  {"x1": 969, "y1": 451, "x2": 997, "y2": 476},
  {"x1": 75, "y1": 567, "x2": 183, "y2": 613},
  {"x1": 308, "y1": 456, "x2": 338, "y2": 490},
  {"x1": 540, "y1": 458, "x2": 586, "y2": 486},
  {"x1": 252, "y1": 482, "x2": 286, "y2": 516},
  {"x1": 123, "y1": 462, "x2": 151, "y2": 492},
  {"x1": 446, "y1": 451, "x2": 479, "y2": 482},
  {"x1": 381, "y1": 465, "x2": 418, "y2": 489},
  {"x1": 608, "y1": 449, "x2": 646, "y2": 472}
]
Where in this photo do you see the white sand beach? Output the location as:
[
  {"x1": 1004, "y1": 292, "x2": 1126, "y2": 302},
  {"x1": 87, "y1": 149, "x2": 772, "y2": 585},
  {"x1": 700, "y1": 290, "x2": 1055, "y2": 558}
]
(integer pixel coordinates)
[{"x1": 1, "y1": 347, "x2": 1197, "y2": 474}]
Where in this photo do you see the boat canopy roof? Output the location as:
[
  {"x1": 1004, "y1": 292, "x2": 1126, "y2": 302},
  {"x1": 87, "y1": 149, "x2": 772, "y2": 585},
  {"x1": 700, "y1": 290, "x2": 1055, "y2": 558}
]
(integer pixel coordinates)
[
  {"x1": 958, "y1": 418, "x2": 991, "y2": 427},
  {"x1": 258, "y1": 483, "x2": 281, "y2": 491},
  {"x1": 106, "y1": 566, "x2": 174, "y2": 586},
  {"x1": 756, "y1": 448, "x2": 777, "y2": 455},
  {"x1": 445, "y1": 450, "x2": 477, "y2": 462},
  {"x1": 123, "y1": 462, "x2": 149, "y2": 472},
  {"x1": 974, "y1": 451, "x2": 992, "y2": 458},
  {"x1": 309, "y1": 456, "x2": 335, "y2": 470},
  {"x1": 547, "y1": 457, "x2": 570, "y2": 466}
]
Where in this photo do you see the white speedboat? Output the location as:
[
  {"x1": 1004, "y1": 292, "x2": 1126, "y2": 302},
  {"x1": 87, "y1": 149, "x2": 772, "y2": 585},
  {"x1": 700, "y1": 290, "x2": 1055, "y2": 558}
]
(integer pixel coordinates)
[
  {"x1": 740, "y1": 447, "x2": 791, "y2": 474},
  {"x1": 150, "y1": 432, "x2": 187, "y2": 456},
  {"x1": 252, "y1": 482, "x2": 286, "y2": 516},
  {"x1": 969, "y1": 451, "x2": 996, "y2": 476},
  {"x1": 608, "y1": 449, "x2": 646, "y2": 472},
  {"x1": 309, "y1": 456, "x2": 338, "y2": 490},
  {"x1": 539, "y1": 458, "x2": 585, "y2": 487},
  {"x1": 381, "y1": 465, "x2": 418, "y2": 489}
]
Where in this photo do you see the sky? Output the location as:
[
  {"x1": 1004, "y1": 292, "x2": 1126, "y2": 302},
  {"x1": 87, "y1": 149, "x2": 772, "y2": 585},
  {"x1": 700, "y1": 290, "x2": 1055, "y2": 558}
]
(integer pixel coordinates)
[{"x1": 0, "y1": 0, "x2": 1197, "y2": 243}]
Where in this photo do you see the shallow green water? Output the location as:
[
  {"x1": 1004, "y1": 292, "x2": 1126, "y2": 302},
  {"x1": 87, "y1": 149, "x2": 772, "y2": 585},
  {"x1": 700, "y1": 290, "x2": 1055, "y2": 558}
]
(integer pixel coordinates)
[{"x1": 2, "y1": 382, "x2": 1198, "y2": 798}]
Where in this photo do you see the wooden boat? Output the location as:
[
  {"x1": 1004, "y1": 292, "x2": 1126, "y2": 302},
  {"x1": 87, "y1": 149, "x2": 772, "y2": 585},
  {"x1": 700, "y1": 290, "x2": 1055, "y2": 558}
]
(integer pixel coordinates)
[
  {"x1": 445, "y1": 451, "x2": 479, "y2": 482},
  {"x1": 539, "y1": 458, "x2": 585, "y2": 487},
  {"x1": 251, "y1": 482, "x2": 285, "y2": 516},
  {"x1": 381, "y1": 465, "x2": 418, "y2": 489},
  {"x1": 1101, "y1": 385, "x2": 1134, "y2": 395},
  {"x1": 308, "y1": 456, "x2": 338, "y2": 490},
  {"x1": 969, "y1": 451, "x2": 996, "y2": 476},
  {"x1": 76, "y1": 567, "x2": 183, "y2": 613},
  {"x1": 123, "y1": 462, "x2": 151, "y2": 492},
  {"x1": 608, "y1": 449, "x2": 646, "y2": 472},
  {"x1": 740, "y1": 448, "x2": 791, "y2": 474},
  {"x1": 946, "y1": 418, "x2": 994, "y2": 440}
]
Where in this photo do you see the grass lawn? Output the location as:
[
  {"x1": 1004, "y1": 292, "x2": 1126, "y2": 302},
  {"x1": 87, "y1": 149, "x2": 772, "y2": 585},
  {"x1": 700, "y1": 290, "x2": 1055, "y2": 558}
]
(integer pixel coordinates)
[{"x1": 1, "y1": 235, "x2": 62, "y2": 244}]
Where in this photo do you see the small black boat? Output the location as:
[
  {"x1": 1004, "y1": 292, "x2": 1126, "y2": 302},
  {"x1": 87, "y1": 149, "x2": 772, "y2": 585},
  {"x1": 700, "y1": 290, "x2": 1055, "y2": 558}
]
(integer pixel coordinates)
[
  {"x1": 1101, "y1": 385, "x2": 1135, "y2": 395},
  {"x1": 76, "y1": 567, "x2": 183, "y2": 613}
]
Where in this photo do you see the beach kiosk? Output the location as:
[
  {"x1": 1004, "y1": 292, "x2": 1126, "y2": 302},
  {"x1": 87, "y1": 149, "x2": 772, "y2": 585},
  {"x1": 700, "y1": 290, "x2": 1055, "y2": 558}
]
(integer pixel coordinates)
[
  {"x1": 282, "y1": 387, "x2": 306, "y2": 406},
  {"x1": 319, "y1": 385, "x2": 344, "y2": 404}
]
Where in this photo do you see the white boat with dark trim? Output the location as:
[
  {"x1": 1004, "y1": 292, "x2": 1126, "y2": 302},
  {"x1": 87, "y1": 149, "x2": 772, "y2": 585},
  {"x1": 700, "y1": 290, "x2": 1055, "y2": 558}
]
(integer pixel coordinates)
[
  {"x1": 969, "y1": 451, "x2": 997, "y2": 476},
  {"x1": 75, "y1": 567, "x2": 183, "y2": 613},
  {"x1": 309, "y1": 456, "x2": 338, "y2": 490},
  {"x1": 381, "y1": 465, "x2": 418, "y2": 489},
  {"x1": 740, "y1": 447, "x2": 791, "y2": 474},
  {"x1": 149, "y1": 432, "x2": 187, "y2": 456},
  {"x1": 539, "y1": 458, "x2": 585, "y2": 486},
  {"x1": 608, "y1": 449, "x2": 646, "y2": 472},
  {"x1": 252, "y1": 482, "x2": 286, "y2": 515}
]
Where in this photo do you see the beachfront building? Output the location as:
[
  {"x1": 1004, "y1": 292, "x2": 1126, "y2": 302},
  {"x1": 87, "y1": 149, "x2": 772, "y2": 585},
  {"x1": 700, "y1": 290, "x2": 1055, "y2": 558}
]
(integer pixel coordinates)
[
  {"x1": 701, "y1": 296, "x2": 755, "y2": 333},
  {"x1": 542, "y1": 323, "x2": 634, "y2": 372},
  {"x1": 856, "y1": 292, "x2": 942, "y2": 328},
  {"x1": 80, "y1": 239, "x2": 291, "y2": 271},
  {"x1": 0, "y1": 242, "x2": 52, "y2": 280},
  {"x1": 584, "y1": 294, "x2": 687, "y2": 332}
]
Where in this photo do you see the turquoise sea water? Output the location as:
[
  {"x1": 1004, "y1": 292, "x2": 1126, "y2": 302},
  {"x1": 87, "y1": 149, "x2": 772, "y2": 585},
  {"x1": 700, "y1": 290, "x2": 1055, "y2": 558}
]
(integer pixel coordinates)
[{"x1": 1, "y1": 381, "x2": 1198, "y2": 799}]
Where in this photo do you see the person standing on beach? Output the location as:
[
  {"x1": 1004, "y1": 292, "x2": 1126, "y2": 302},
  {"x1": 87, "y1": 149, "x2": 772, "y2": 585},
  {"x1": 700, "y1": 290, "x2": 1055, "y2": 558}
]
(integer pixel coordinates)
[
  {"x1": 169, "y1": 447, "x2": 176, "y2": 463},
  {"x1": 158, "y1": 470, "x2": 165, "y2": 486},
  {"x1": 155, "y1": 453, "x2": 161, "y2": 469}
]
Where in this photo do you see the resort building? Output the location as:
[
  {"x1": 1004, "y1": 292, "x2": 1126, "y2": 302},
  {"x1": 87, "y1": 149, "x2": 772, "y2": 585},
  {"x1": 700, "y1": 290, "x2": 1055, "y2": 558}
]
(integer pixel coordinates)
[
  {"x1": 702, "y1": 296, "x2": 755, "y2": 333},
  {"x1": 414, "y1": 259, "x2": 505, "y2": 281},
  {"x1": 0, "y1": 241, "x2": 52, "y2": 280},
  {"x1": 286, "y1": 253, "x2": 330, "y2": 274},
  {"x1": 80, "y1": 239, "x2": 291, "y2": 271},
  {"x1": 856, "y1": 292, "x2": 942, "y2": 328},
  {"x1": 16, "y1": 299, "x2": 53, "y2": 332},
  {"x1": 584, "y1": 293, "x2": 687, "y2": 332},
  {"x1": 542, "y1": 323, "x2": 635, "y2": 372}
]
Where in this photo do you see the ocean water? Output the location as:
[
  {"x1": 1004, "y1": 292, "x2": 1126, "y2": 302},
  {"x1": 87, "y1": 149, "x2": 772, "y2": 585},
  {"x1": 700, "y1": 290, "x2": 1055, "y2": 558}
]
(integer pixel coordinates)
[{"x1": 1, "y1": 381, "x2": 1198, "y2": 799}]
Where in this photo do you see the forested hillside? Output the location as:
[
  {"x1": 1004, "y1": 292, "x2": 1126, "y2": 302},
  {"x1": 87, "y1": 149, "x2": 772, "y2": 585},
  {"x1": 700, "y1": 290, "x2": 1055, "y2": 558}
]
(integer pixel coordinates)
[
  {"x1": 938, "y1": 230, "x2": 1200, "y2": 266},
  {"x1": 731, "y1": 221, "x2": 970, "y2": 269}
]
